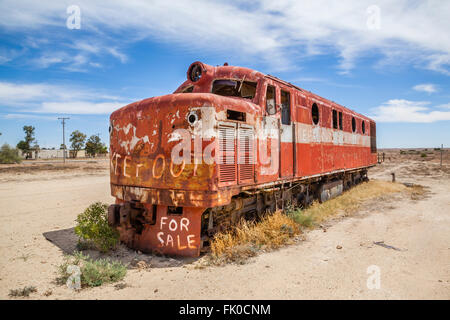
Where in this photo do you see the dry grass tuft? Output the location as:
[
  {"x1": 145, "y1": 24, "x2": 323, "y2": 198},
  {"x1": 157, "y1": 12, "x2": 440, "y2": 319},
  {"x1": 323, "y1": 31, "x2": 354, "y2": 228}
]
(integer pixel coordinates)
[
  {"x1": 408, "y1": 184, "x2": 428, "y2": 200},
  {"x1": 8, "y1": 286, "x2": 37, "y2": 298},
  {"x1": 303, "y1": 180, "x2": 406, "y2": 223},
  {"x1": 210, "y1": 211, "x2": 301, "y2": 264}
]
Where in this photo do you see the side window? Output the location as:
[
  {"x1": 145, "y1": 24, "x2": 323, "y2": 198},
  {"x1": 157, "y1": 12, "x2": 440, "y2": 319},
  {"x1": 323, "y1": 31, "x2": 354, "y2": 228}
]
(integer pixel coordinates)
[
  {"x1": 266, "y1": 85, "x2": 276, "y2": 115},
  {"x1": 362, "y1": 121, "x2": 366, "y2": 134},
  {"x1": 339, "y1": 112, "x2": 343, "y2": 130},
  {"x1": 281, "y1": 90, "x2": 291, "y2": 125},
  {"x1": 352, "y1": 117, "x2": 356, "y2": 132},
  {"x1": 312, "y1": 103, "x2": 319, "y2": 125},
  {"x1": 332, "y1": 109, "x2": 338, "y2": 129}
]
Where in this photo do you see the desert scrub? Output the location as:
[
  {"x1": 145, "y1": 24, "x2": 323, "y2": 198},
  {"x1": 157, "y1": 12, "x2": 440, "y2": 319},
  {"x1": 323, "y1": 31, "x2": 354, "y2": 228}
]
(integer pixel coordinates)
[
  {"x1": 75, "y1": 202, "x2": 119, "y2": 252},
  {"x1": 0, "y1": 143, "x2": 22, "y2": 164},
  {"x1": 284, "y1": 207, "x2": 314, "y2": 228},
  {"x1": 210, "y1": 211, "x2": 301, "y2": 264},
  {"x1": 8, "y1": 286, "x2": 37, "y2": 297},
  {"x1": 57, "y1": 252, "x2": 127, "y2": 288}
]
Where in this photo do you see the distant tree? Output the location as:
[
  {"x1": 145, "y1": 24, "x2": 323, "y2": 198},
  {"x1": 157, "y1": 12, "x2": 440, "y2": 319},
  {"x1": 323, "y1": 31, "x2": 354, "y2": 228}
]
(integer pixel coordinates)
[
  {"x1": 85, "y1": 134, "x2": 106, "y2": 157},
  {"x1": 99, "y1": 145, "x2": 108, "y2": 155},
  {"x1": 60, "y1": 144, "x2": 66, "y2": 150},
  {"x1": 0, "y1": 144, "x2": 22, "y2": 164},
  {"x1": 16, "y1": 126, "x2": 36, "y2": 159},
  {"x1": 69, "y1": 130, "x2": 87, "y2": 158}
]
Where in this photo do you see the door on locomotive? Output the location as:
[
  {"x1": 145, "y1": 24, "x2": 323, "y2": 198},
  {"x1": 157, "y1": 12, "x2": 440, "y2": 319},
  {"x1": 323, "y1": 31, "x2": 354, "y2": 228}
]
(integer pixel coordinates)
[
  {"x1": 262, "y1": 82, "x2": 294, "y2": 180},
  {"x1": 261, "y1": 84, "x2": 280, "y2": 179},
  {"x1": 279, "y1": 88, "x2": 294, "y2": 178}
]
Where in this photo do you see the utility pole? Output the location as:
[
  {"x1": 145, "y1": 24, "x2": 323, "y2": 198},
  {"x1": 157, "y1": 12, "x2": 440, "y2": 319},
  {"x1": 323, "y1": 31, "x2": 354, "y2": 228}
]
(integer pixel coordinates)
[
  {"x1": 58, "y1": 117, "x2": 70, "y2": 163},
  {"x1": 441, "y1": 144, "x2": 443, "y2": 169}
]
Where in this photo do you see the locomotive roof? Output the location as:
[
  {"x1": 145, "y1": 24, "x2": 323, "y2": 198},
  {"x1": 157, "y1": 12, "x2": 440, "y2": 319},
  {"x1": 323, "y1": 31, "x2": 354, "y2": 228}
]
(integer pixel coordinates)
[{"x1": 176, "y1": 62, "x2": 374, "y2": 122}]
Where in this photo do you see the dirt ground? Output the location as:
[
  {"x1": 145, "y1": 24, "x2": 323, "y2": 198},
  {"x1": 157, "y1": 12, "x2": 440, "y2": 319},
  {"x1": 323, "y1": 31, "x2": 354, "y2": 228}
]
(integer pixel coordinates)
[{"x1": 0, "y1": 151, "x2": 449, "y2": 300}]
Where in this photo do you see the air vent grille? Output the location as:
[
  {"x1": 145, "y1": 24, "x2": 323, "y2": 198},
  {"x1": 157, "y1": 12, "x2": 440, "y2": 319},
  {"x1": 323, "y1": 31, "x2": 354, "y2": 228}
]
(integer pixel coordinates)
[
  {"x1": 218, "y1": 124, "x2": 236, "y2": 183},
  {"x1": 238, "y1": 126, "x2": 254, "y2": 183}
]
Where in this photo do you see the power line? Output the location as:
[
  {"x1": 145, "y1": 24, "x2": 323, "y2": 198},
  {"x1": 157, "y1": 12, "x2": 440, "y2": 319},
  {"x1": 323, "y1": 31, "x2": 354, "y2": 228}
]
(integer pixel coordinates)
[{"x1": 58, "y1": 117, "x2": 70, "y2": 163}]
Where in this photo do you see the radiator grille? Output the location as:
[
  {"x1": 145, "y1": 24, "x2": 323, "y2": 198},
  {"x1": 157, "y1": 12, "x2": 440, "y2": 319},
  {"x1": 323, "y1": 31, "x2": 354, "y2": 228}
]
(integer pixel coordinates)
[
  {"x1": 218, "y1": 124, "x2": 236, "y2": 183},
  {"x1": 238, "y1": 126, "x2": 254, "y2": 183}
]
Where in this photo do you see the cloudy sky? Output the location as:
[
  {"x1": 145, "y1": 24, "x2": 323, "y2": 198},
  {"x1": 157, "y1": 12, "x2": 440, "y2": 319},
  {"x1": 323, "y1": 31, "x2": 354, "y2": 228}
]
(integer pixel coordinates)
[{"x1": 0, "y1": 0, "x2": 449, "y2": 148}]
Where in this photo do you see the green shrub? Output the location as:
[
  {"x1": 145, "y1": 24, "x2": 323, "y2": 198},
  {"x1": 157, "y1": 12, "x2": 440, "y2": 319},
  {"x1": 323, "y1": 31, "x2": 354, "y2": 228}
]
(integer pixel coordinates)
[
  {"x1": 57, "y1": 252, "x2": 127, "y2": 288},
  {"x1": 421, "y1": 152, "x2": 427, "y2": 158},
  {"x1": 284, "y1": 207, "x2": 315, "y2": 228},
  {"x1": 9, "y1": 286, "x2": 37, "y2": 297},
  {"x1": 0, "y1": 144, "x2": 22, "y2": 164},
  {"x1": 74, "y1": 202, "x2": 119, "y2": 252}
]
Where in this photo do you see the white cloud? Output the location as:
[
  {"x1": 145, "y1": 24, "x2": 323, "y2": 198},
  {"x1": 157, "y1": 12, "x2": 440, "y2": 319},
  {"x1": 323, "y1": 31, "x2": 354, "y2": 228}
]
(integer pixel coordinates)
[
  {"x1": 437, "y1": 103, "x2": 450, "y2": 110},
  {"x1": 0, "y1": 82, "x2": 130, "y2": 114},
  {"x1": 0, "y1": 0, "x2": 449, "y2": 73},
  {"x1": 371, "y1": 99, "x2": 450, "y2": 123},
  {"x1": 413, "y1": 84, "x2": 437, "y2": 94},
  {"x1": 2, "y1": 113, "x2": 60, "y2": 120},
  {"x1": 107, "y1": 48, "x2": 127, "y2": 63},
  {"x1": 29, "y1": 43, "x2": 126, "y2": 71},
  {"x1": 33, "y1": 53, "x2": 66, "y2": 68},
  {"x1": 426, "y1": 54, "x2": 450, "y2": 75},
  {"x1": 41, "y1": 101, "x2": 123, "y2": 114}
]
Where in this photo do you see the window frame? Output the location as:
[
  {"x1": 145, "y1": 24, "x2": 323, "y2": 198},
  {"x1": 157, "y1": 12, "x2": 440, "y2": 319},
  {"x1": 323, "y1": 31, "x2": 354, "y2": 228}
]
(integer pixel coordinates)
[
  {"x1": 280, "y1": 89, "x2": 291, "y2": 125},
  {"x1": 211, "y1": 78, "x2": 258, "y2": 102},
  {"x1": 332, "y1": 109, "x2": 338, "y2": 129},
  {"x1": 265, "y1": 84, "x2": 277, "y2": 115},
  {"x1": 311, "y1": 103, "x2": 320, "y2": 125}
]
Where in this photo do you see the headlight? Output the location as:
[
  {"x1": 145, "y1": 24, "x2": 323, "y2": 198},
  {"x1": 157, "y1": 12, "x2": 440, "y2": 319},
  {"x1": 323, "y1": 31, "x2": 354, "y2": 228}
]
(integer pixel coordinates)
[
  {"x1": 187, "y1": 110, "x2": 199, "y2": 126},
  {"x1": 187, "y1": 62, "x2": 206, "y2": 82}
]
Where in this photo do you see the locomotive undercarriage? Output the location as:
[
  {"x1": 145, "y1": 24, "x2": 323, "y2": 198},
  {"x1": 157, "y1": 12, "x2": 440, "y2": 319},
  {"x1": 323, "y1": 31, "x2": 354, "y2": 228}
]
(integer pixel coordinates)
[
  {"x1": 108, "y1": 168, "x2": 369, "y2": 254},
  {"x1": 200, "y1": 168, "x2": 368, "y2": 248}
]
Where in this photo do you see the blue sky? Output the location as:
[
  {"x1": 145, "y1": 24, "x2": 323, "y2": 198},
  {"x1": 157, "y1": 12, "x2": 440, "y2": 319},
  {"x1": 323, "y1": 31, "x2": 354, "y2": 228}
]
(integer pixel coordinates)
[{"x1": 0, "y1": 0, "x2": 449, "y2": 148}]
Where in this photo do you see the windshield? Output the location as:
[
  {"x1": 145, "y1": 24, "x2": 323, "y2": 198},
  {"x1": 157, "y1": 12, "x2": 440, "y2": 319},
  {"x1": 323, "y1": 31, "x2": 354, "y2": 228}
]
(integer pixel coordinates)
[{"x1": 212, "y1": 79, "x2": 257, "y2": 100}]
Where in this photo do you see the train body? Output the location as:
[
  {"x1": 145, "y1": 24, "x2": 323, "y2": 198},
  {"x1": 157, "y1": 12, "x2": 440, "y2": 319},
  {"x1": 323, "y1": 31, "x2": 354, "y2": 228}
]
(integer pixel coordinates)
[{"x1": 108, "y1": 61, "x2": 378, "y2": 256}]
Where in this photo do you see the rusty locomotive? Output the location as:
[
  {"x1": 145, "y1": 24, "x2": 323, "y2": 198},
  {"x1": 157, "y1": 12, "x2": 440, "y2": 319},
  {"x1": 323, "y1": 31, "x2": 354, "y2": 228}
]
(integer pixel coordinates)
[{"x1": 108, "y1": 61, "x2": 378, "y2": 256}]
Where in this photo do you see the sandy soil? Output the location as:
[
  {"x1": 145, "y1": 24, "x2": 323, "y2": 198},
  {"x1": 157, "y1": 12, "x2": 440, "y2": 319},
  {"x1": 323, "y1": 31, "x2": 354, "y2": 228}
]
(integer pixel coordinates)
[{"x1": 0, "y1": 153, "x2": 449, "y2": 300}]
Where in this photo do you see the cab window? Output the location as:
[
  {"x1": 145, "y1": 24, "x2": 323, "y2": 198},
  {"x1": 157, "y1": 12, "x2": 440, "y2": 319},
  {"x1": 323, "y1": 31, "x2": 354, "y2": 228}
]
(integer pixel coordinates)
[
  {"x1": 266, "y1": 85, "x2": 276, "y2": 115},
  {"x1": 212, "y1": 79, "x2": 256, "y2": 99},
  {"x1": 281, "y1": 90, "x2": 291, "y2": 125}
]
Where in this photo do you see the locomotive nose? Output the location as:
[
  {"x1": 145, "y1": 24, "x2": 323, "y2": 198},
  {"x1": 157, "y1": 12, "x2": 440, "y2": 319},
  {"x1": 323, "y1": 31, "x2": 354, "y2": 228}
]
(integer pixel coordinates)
[{"x1": 109, "y1": 94, "x2": 217, "y2": 191}]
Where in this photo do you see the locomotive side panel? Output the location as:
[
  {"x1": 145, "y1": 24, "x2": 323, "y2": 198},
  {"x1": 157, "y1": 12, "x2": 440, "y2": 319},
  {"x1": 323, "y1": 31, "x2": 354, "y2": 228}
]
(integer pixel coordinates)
[{"x1": 292, "y1": 94, "x2": 376, "y2": 179}]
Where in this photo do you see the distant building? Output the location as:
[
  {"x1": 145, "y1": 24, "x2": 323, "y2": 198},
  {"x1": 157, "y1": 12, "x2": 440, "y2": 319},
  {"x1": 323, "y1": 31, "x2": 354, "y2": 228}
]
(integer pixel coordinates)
[{"x1": 20, "y1": 149, "x2": 88, "y2": 159}]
